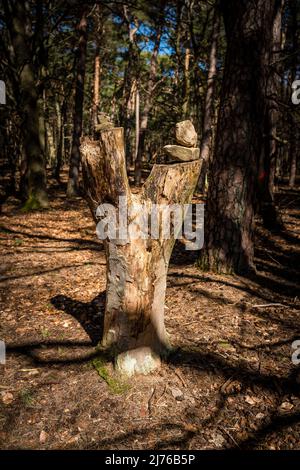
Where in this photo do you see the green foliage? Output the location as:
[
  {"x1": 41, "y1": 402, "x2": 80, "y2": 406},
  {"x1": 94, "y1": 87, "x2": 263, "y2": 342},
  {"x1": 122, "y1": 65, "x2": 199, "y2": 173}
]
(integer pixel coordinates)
[
  {"x1": 40, "y1": 328, "x2": 50, "y2": 339},
  {"x1": 21, "y1": 194, "x2": 48, "y2": 212},
  {"x1": 19, "y1": 389, "x2": 35, "y2": 408}
]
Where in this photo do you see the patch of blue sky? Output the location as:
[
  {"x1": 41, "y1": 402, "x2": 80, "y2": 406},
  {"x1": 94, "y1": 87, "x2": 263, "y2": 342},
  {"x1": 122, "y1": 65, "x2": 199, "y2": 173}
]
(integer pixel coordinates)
[{"x1": 137, "y1": 23, "x2": 173, "y2": 55}]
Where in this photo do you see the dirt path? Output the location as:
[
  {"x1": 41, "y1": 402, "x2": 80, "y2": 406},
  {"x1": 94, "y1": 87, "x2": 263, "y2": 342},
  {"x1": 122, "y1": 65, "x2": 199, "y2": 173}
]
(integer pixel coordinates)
[{"x1": 0, "y1": 183, "x2": 300, "y2": 450}]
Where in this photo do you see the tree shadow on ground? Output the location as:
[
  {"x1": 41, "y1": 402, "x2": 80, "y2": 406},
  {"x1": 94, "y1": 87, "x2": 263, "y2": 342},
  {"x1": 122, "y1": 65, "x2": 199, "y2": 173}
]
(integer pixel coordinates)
[
  {"x1": 0, "y1": 262, "x2": 105, "y2": 283},
  {"x1": 51, "y1": 291, "x2": 106, "y2": 345},
  {"x1": 5, "y1": 328, "x2": 300, "y2": 449},
  {"x1": 0, "y1": 225, "x2": 103, "y2": 251},
  {"x1": 3, "y1": 186, "x2": 299, "y2": 449}
]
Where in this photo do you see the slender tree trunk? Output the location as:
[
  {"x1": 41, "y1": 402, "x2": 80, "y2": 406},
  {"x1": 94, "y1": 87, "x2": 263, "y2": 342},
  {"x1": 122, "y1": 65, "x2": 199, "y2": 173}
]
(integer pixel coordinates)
[
  {"x1": 135, "y1": 25, "x2": 162, "y2": 185},
  {"x1": 92, "y1": 4, "x2": 103, "y2": 136},
  {"x1": 92, "y1": 48, "x2": 101, "y2": 136},
  {"x1": 289, "y1": 134, "x2": 297, "y2": 187},
  {"x1": 4, "y1": 0, "x2": 48, "y2": 208},
  {"x1": 174, "y1": 1, "x2": 183, "y2": 88},
  {"x1": 67, "y1": 8, "x2": 88, "y2": 198},
  {"x1": 199, "y1": 0, "x2": 278, "y2": 275},
  {"x1": 121, "y1": 7, "x2": 139, "y2": 166},
  {"x1": 258, "y1": 0, "x2": 284, "y2": 230},
  {"x1": 45, "y1": 119, "x2": 55, "y2": 166},
  {"x1": 288, "y1": 0, "x2": 298, "y2": 188},
  {"x1": 54, "y1": 100, "x2": 66, "y2": 182},
  {"x1": 182, "y1": 46, "x2": 191, "y2": 118},
  {"x1": 135, "y1": 86, "x2": 140, "y2": 163},
  {"x1": 197, "y1": 4, "x2": 221, "y2": 191},
  {"x1": 81, "y1": 126, "x2": 202, "y2": 374}
]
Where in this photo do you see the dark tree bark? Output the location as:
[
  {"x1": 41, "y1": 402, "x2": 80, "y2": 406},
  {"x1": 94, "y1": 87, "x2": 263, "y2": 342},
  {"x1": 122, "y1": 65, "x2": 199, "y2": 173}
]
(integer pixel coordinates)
[
  {"x1": 200, "y1": 0, "x2": 280, "y2": 275},
  {"x1": 67, "y1": 8, "x2": 88, "y2": 197},
  {"x1": 258, "y1": 0, "x2": 284, "y2": 230},
  {"x1": 3, "y1": 0, "x2": 48, "y2": 209},
  {"x1": 289, "y1": 132, "x2": 297, "y2": 187},
  {"x1": 197, "y1": 3, "x2": 221, "y2": 192},
  {"x1": 288, "y1": 0, "x2": 299, "y2": 188}
]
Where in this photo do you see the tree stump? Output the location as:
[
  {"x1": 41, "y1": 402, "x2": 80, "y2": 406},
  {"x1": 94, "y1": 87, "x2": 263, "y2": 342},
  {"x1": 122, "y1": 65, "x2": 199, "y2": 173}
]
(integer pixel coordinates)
[{"x1": 81, "y1": 124, "x2": 202, "y2": 376}]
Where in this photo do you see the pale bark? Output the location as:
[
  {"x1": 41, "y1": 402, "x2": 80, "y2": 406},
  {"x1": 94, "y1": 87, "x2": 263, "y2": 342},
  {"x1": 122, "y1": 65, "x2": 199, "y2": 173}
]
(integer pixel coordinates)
[
  {"x1": 54, "y1": 100, "x2": 66, "y2": 181},
  {"x1": 92, "y1": 51, "x2": 101, "y2": 135},
  {"x1": 92, "y1": 5, "x2": 103, "y2": 136},
  {"x1": 81, "y1": 127, "x2": 202, "y2": 373},
  {"x1": 182, "y1": 46, "x2": 191, "y2": 118},
  {"x1": 135, "y1": 86, "x2": 140, "y2": 162}
]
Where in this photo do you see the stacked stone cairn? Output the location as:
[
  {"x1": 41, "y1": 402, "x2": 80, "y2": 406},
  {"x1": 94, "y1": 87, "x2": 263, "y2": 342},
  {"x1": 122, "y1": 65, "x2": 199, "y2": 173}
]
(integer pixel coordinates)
[{"x1": 163, "y1": 120, "x2": 199, "y2": 162}]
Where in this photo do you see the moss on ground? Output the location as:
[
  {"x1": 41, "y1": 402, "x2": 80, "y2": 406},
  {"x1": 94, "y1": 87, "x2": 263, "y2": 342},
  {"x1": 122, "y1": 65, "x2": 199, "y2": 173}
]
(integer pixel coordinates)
[{"x1": 92, "y1": 357, "x2": 130, "y2": 395}]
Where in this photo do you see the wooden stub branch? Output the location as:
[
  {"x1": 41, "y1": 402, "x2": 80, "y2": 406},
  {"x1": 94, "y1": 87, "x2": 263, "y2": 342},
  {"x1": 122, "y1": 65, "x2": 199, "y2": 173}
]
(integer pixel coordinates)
[{"x1": 81, "y1": 123, "x2": 202, "y2": 376}]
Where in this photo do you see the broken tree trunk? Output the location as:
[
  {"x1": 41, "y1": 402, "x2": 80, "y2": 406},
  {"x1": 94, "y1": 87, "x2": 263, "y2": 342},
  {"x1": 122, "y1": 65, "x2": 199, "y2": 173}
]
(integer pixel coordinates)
[{"x1": 81, "y1": 125, "x2": 202, "y2": 375}]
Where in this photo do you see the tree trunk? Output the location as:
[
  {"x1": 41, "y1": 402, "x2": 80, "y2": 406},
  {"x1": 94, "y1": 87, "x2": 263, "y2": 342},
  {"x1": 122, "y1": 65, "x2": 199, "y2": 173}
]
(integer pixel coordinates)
[
  {"x1": 67, "y1": 8, "x2": 88, "y2": 198},
  {"x1": 81, "y1": 127, "x2": 202, "y2": 374},
  {"x1": 54, "y1": 100, "x2": 65, "y2": 182},
  {"x1": 92, "y1": 49, "x2": 101, "y2": 136},
  {"x1": 288, "y1": 0, "x2": 298, "y2": 189},
  {"x1": 197, "y1": 4, "x2": 221, "y2": 192},
  {"x1": 199, "y1": 0, "x2": 278, "y2": 275},
  {"x1": 182, "y1": 46, "x2": 191, "y2": 118},
  {"x1": 174, "y1": 1, "x2": 183, "y2": 88},
  {"x1": 135, "y1": 25, "x2": 162, "y2": 185},
  {"x1": 289, "y1": 138, "x2": 297, "y2": 187},
  {"x1": 4, "y1": 0, "x2": 48, "y2": 209},
  {"x1": 134, "y1": 86, "x2": 140, "y2": 163},
  {"x1": 121, "y1": 7, "x2": 139, "y2": 166},
  {"x1": 258, "y1": 0, "x2": 284, "y2": 230},
  {"x1": 92, "y1": 4, "x2": 103, "y2": 136}
]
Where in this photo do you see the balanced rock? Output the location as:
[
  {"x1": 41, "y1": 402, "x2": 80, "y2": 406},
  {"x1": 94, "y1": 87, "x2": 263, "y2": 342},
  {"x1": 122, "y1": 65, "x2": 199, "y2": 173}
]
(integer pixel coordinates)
[
  {"x1": 175, "y1": 120, "x2": 197, "y2": 147},
  {"x1": 163, "y1": 145, "x2": 200, "y2": 162}
]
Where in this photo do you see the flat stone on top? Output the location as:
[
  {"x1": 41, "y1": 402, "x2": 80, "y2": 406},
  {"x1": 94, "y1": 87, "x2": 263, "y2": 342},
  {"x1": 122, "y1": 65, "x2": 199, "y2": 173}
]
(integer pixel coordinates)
[
  {"x1": 175, "y1": 120, "x2": 197, "y2": 147},
  {"x1": 163, "y1": 145, "x2": 200, "y2": 162}
]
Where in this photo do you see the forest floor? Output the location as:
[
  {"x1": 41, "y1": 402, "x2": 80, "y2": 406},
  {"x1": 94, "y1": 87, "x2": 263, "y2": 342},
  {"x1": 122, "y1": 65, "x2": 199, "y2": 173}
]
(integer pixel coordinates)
[{"x1": 0, "y1": 174, "x2": 300, "y2": 450}]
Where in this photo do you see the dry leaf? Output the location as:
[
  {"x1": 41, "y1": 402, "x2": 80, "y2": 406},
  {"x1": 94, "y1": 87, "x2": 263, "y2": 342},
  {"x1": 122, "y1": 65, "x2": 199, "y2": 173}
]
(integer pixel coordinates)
[
  {"x1": 1, "y1": 392, "x2": 14, "y2": 405},
  {"x1": 39, "y1": 430, "x2": 48, "y2": 443},
  {"x1": 245, "y1": 395, "x2": 259, "y2": 406},
  {"x1": 280, "y1": 401, "x2": 294, "y2": 411}
]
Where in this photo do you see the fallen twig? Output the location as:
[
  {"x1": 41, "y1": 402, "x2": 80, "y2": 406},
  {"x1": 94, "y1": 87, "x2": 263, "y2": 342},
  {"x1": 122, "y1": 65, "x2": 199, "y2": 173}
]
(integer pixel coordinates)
[
  {"x1": 170, "y1": 366, "x2": 187, "y2": 388},
  {"x1": 155, "y1": 385, "x2": 167, "y2": 405},
  {"x1": 148, "y1": 386, "x2": 156, "y2": 417},
  {"x1": 219, "y1": 426, "x2": 240, "y2": 449},
  {"x1": 252, "y1": 303, "x2": 285, "y2": 308}
]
